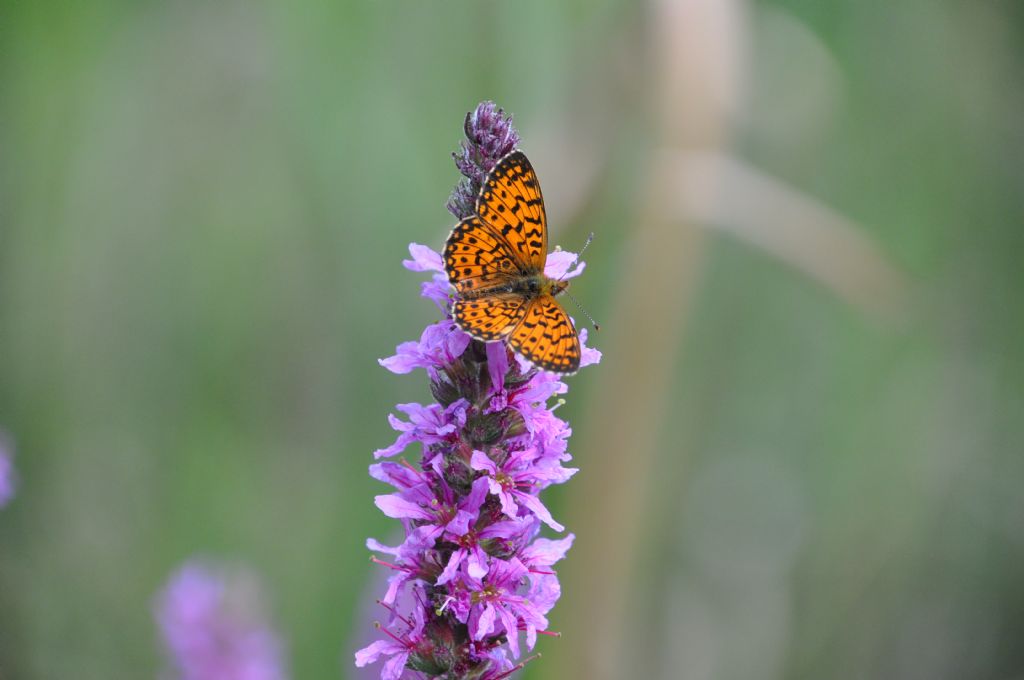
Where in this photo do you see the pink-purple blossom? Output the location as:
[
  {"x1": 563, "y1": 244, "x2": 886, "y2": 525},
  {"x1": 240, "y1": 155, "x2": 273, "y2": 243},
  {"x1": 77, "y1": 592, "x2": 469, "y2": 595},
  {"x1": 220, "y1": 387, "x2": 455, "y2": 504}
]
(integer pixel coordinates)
[
  {"x1": 373, "y1": 399, "x2": 470, "y2": 461},
  {"x1": 156, "y1": 561, "x2": 289, "y2": 680},
  {"x1": 378, "y1": 320, "x2": 471, "y2": 377},
  {"x1": 354, "y1": 596, "x2": 429, "y2": 680},
  {"x1": 470, "y1": 448, "x2": 576, "y2": 531},
  {"x1": 0, "y1": 434, "x2": 16, "y2": 508}
]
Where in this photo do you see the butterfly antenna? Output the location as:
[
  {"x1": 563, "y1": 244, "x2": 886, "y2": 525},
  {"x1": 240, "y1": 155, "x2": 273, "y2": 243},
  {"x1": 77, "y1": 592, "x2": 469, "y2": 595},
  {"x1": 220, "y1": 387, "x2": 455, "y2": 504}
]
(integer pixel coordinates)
[
  {"x1": 577, "y1": 231, "x2": 596, "y2": 258},
  {"x1": 564, "y1": 290, "x2": 600, "y2": 331},
  {"x1": 558, "y1": 231, "x2": 595, "y2": 278},
  {"x1": 556, "y1": 231, "x2": 600, "y2": 330}
]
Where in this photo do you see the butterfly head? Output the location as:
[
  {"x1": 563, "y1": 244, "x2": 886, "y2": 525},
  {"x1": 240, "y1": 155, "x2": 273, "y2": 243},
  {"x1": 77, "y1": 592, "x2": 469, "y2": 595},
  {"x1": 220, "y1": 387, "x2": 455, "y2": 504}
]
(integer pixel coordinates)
[{"x1": 543, "y1": 277, "x2": 570, "y2": 298}]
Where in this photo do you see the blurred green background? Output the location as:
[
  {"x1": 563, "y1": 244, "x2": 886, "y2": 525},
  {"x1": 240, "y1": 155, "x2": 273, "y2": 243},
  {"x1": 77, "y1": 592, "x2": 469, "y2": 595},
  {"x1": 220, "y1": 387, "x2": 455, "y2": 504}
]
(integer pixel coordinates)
[{"x1": 1, "y1": 0, "x2": 1023, "y2": 678}]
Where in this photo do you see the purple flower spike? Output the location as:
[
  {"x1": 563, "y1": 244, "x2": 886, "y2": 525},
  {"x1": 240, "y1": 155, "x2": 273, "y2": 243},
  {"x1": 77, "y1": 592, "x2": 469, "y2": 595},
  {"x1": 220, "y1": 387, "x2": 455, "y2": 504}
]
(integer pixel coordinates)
[
  {"x1": 356, "y1": 103, "x2": 600, "y2": 679},
  {"x1": 446, "y1": 101, "x2": 521, "y2": 219},
  {"x1": 155, "y1": 560, "x2": 289, "y2": 680},
  {"x1": 0, "y1": 434, "x2": 16, "y2": 509}
]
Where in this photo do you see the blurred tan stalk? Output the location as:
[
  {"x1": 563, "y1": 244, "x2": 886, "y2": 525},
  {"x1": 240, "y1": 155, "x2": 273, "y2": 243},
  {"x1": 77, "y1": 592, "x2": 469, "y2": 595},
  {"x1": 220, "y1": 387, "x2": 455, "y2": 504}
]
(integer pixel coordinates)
[
  {"x1": 675, "y1": 150, "x2": 908, "y2": 317},
  {"x1": 548, "y1": 0, "x2": 907, "y2": 678},
  {"x1": 550, "y1": 1, "x2": 743, "y2": 677}
]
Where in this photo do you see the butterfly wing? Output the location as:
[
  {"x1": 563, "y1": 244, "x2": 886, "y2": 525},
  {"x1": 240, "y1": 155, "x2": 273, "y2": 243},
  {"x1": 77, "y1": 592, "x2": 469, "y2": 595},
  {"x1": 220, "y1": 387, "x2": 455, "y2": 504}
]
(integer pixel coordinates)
[
  {"x1": 475, "y1": 151, "x2": 547, "y2": 272},
  {"x1": 445, "y1": 215, "x2": 525, "y2": 295},
  {"x1": 452, "y1": 295, "x2": 529, "y2": 342},
  {"x1": 509, "y1": 295, "x2": 581, "y2": 374}
]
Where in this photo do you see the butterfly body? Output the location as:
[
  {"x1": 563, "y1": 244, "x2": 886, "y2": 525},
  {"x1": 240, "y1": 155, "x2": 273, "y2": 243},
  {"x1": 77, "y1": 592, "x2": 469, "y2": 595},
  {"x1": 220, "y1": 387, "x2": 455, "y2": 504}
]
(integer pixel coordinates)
[
  {"x1": 444, "y1": 150, "x2": 582, "y2": 374},
  {"x1": 457, "y1": 272, "x2": 567, "y2": 302}
]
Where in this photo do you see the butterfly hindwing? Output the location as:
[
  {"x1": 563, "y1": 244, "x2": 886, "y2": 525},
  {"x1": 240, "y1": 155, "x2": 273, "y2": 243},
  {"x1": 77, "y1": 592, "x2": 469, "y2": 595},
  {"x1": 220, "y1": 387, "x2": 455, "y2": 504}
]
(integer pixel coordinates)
[
  {"x1": 509, "y1": 295, "x2": 581, "y2": 374},
  {"x1": 445, "y1": 215, "x2": 526, "y2": 295},
  {"x1": 452, "y1": 295, "x2": 529, "y2": 342},
  {"x1": 475, "y1": 151, "x2": 547, "y2": 272}
]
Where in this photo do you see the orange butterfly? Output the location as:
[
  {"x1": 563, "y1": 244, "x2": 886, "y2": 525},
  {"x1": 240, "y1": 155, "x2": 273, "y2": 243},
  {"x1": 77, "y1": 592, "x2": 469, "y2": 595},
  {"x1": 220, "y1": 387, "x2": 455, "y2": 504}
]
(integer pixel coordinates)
[{"x1": 444, "y1": 150, "x2": 582, "y2": 374}]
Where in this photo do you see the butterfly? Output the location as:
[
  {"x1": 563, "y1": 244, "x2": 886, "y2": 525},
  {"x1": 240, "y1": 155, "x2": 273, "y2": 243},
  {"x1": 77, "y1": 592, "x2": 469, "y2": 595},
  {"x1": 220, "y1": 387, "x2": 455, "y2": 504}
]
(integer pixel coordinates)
[{"x1": 444, "y1": 150, "x2": 582, "y2": 374}]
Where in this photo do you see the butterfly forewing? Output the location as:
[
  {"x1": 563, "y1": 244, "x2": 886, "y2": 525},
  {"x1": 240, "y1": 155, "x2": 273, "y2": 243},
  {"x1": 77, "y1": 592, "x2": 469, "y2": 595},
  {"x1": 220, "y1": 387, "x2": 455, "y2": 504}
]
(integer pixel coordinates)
[
  {"x1": 475, "y1": 151, "x2": 547, "y2": 272},
  {"x1": 444, "y1": 215, "x2": 525, "y2": 295},
  {"x1": 452, "y1": 295, "x2": 529, "y2": 342},
  {"x1": 509, "y1": 295, "x2": 581, "y2": 374}
]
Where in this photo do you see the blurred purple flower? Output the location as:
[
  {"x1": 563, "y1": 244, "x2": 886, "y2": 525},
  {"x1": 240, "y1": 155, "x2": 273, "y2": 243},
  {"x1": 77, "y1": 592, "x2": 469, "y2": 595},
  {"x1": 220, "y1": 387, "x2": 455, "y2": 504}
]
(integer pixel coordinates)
[
  {"x1": 156, "y1": 561, "x2": 289, "y2": 680},
  {"x1": 0, "y1": 434, "x2": 16, "y2": 508}
]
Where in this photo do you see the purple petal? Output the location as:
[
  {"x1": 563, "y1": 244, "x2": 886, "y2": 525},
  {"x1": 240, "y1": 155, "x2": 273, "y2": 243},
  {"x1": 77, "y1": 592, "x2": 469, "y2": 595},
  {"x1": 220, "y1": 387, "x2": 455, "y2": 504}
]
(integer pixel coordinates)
[
  {"x1": 381, "y1": 650, "x2": 411, "y2": 680},
  {"x1": 368, "y1": 461, "x2": 422, "y2": 489},
  {"x1": 522, "y1": 463, "x2": 578, "y2": 487},
  {"x1": 478, "y1": 519, "x2": 528, "y2": 541},
  {"x1": 382, "y1": 570, "x2": 412, "y2": 606},
  {"x1": 467, "y1": 544, "x2": 489, "y2": 580},
  {"x1": 443, "y1": 398, "x2": 471, "y2": 428},
  {"x1": 420, "y1": 276, "x2": 452, "y2": 310},
  {"x1": 516, "y1": 492, "x2": 564, "y2": 531},
  {"x1": 488, "y1": 558, "x2": 529, "y2": 588},
  {"x1": 543, "y1": 250, "x2": 585, "y2": 280},
  {"x1": 485, "y1": 388, "x2": 509, "y2": 414},
  {"x1": 402, "y1": 243, "x2": 444, "y2": 272},
  {"x1": 521, "y1": 535, "x2": 575, "y2": 567},
  {"x1": 460, "y1": 477, "x2": 491, "y2": 515},
  {"x1": 400, "y1": 481, "x2": 441, "y2": 507},
  {"x1": 441, "y1": 327, "x2": 469, "y2": 366},
  {"x1": 374, "y1": 494, "x2": 433, "y2": 521},
  {"x1": 378, "y1": 340, "x2": 423, "y2": 374},
  {"x1": 379, "y1": 323, "x2": 472, "y2": 376},
  {"x1": 354, "y1": 639, "x2": 403, "y2": 667},
  {"x1": 386, "y1": 412, "x2": 416, "y2": 433},
  {"x1": 487, "y1": 477, "x2": 506, "y2": 499},
  {"x1": 373, "y1": 432, "x2": 415, "y2": 460},
  {"x1": 517, "y1": 375, "x2": 568, "y2": 404},
  {"x1": 445, "y1": 509, "x2": 475, "y2": 537},
  {"x1": 470, "y1": 450, "x2": 498, "y2": 475},
  {"x1": 395, "y1": 402, "x2": 437, "y2": 426},
  {"x1": 486, "y1": 341, "x2": 510, "y2": 393},
  {"x1": 579, "y1": 328, "x2": 602, "y2": 367},
  {"x1": 436, "y1": 548, "x2": 466, "y2": 586},
  {"x1": 497, "y1": 489, "x2": 518, "y2": 519},
  {"x1": 497, "y1": 606, "x2": 521, "y2": 659},
  {"x1": 513, "y1": 353, "x2": 534, "y2": 374},
  {"x1": 410, "y1": 604, "x2": 427, "y2": 634},
  {"x1": 527, "y1": 573, "x2": 563, "y2": 615},
  {"x1": 472, "y1": 603, "x2": 496, "y2": 641},
  {"x1": 366, "y1": 538, "x2": 400, "y2": 555},
  {"x1": 404, "y1": 525, "x2": 443, "y2": 553}
]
